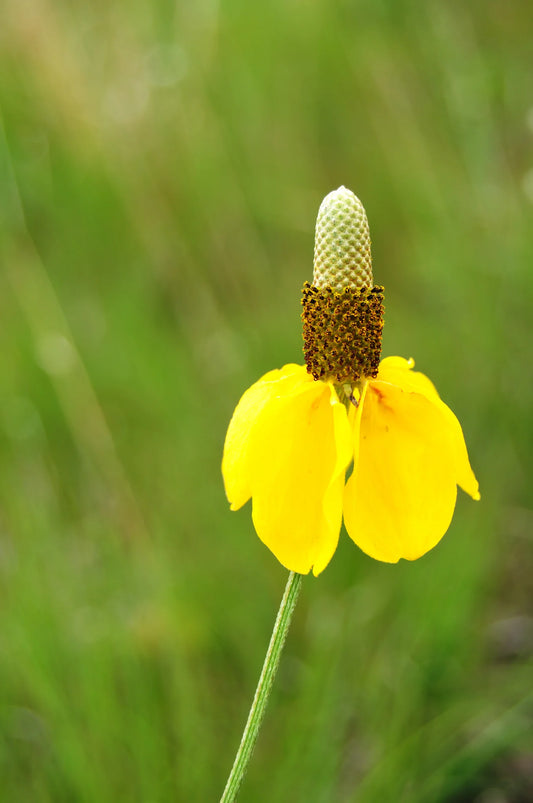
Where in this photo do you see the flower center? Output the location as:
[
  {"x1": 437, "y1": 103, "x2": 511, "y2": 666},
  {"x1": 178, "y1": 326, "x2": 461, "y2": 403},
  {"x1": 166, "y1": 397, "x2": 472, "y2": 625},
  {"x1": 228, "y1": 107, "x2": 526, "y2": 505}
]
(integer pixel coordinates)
[{"x1": 301, "y1": 281, "x2": 384, "y2": 384}]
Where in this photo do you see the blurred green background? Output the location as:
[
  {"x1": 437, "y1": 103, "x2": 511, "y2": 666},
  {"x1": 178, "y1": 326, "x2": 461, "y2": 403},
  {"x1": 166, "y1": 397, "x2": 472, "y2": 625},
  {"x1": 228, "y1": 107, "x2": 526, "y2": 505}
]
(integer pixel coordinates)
[{"x1": 0, "y1": 1, "x2": 532, "y2": 801}]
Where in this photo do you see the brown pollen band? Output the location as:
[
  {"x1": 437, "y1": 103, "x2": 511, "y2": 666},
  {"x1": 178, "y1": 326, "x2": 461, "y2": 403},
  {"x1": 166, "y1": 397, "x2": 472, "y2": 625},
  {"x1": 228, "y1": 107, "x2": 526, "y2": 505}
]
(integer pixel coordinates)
[{"x1": 301, "y1": 282, "x2": 384, "y2": 384}]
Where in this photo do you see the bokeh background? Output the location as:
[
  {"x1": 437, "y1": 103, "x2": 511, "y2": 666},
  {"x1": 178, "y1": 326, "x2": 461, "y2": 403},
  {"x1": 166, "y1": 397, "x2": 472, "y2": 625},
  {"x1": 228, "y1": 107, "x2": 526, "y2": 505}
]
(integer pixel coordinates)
[{"x1": 1, "y1": 1, "x2": 532, "y2": 801}]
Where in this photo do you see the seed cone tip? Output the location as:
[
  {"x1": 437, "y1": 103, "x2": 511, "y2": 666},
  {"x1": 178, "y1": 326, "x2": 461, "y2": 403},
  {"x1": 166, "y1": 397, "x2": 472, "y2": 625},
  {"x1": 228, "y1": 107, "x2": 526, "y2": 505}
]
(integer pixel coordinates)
[{"x1": 313, "y1": 186, "x2": 373, "y2": 291}]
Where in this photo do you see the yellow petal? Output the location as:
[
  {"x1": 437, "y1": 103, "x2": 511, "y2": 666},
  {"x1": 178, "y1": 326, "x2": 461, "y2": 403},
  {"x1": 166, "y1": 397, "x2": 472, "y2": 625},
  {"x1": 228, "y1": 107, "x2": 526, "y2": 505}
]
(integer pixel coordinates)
[
  {"x1": 312, "y1": 394, "x2": 354, "y2": 575},
  {"x1": 344, "y1": 380, "x2": 460, "y2": 563},
  {"x1": 249, "y1": 380, "x2": 352, "y2": 575},
  {"x1": 378, "y1": 356, "x2": 439, "y2": 400},
  {"x1": 222, "y1": 364, "x2": 309, "y2": 510},
  {"x1": 377, "y1": 357, "x2": 480, "y2": 500},
  {"x1": 349, "y1": 380, "x2": 368, "y2": 476}
]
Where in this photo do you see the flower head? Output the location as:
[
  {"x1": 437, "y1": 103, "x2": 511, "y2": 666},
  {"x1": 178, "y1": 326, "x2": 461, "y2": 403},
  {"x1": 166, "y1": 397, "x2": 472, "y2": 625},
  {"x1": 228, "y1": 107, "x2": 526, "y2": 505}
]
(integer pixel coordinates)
[{"x1": 222, "y1": 188, "x2": 479, "y2": 575}]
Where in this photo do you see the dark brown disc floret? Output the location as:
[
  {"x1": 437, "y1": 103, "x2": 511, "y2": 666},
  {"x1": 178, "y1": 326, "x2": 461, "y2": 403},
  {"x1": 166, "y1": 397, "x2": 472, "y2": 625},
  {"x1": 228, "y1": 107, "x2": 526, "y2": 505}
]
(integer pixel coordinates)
[{"x1": 301, "y1": 282, "x2": 384, "y2": 384}]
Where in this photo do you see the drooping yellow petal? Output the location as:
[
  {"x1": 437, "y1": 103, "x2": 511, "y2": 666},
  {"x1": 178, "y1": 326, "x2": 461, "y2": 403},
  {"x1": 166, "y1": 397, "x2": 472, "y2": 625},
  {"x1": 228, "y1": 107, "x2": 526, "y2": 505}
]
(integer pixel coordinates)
[
  {"x1": 377, "y1": 356, "x2": 439, "y2": 399},
  {"x1": 343, "y1": 381, "x2": 460, "y2": 563},
  {"x1": 248, "y1": 379, "x2": 352, "y2": 575},
  {"x1": 345, "y1": 380, "x2": 368, "y2": 477},
  {"x1": 376, "y1": 357, "x2": 480, "y2": 500},
  {"x1": 312, "y1": 394, "x2": 354, "y2": 575},
  {"x1": 222, "y1": 364, "x2": 309, "y2": 510}
]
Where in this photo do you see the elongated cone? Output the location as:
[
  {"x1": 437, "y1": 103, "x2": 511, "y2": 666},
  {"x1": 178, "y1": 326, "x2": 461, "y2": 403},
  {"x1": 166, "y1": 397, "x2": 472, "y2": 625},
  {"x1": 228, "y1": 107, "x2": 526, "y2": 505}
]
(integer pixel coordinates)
[{"x1": 313, "y1": 186, "x2": 373, "y2": 290}]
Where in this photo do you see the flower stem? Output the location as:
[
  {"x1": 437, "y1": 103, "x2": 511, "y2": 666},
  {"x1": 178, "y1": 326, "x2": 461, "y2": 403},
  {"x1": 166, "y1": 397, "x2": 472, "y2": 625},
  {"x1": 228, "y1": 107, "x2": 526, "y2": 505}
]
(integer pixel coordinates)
[{"x1": 220, "y1": 570, "x2": 304, "y2": 803}]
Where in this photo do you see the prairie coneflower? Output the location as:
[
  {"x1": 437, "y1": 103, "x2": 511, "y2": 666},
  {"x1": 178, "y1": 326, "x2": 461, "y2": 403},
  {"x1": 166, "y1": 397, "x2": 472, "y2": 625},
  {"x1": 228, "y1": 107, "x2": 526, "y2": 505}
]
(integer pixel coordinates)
[
  {"x1": 222, "y1": 187, "x2": 479, "y2": 575},
  {"x1": 219, "y1": 187, "x2": 479, "y2": 803}
]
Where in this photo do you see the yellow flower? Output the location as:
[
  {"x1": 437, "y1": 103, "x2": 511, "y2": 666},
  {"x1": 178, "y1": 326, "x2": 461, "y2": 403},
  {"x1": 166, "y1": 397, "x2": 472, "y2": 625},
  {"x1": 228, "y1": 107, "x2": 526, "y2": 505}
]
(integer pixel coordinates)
[
  {"x1": 222, "y1": 356, "x2": 479, "y2": 575},
  {"x1": 222, "y1": 188, "x2": 480, "y2": 575}
]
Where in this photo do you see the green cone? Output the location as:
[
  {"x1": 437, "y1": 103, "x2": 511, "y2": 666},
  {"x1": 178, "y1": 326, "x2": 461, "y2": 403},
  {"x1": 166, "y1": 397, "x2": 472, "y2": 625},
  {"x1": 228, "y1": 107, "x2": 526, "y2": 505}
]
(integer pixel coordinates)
[{"x1": 313, "y1": 186, "x2": 373, "y2": 290}]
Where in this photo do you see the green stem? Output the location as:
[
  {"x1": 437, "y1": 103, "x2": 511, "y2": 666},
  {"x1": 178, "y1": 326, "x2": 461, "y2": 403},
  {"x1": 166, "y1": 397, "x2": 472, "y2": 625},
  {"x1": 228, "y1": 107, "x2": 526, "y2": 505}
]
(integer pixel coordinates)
[{"x1": 220, "y1": 570, "x2": 304, "y2": 803}]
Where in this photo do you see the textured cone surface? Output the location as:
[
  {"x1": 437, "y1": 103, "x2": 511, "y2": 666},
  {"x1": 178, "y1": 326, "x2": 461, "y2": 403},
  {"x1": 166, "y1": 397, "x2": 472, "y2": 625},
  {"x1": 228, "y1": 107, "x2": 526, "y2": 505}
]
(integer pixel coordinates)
[
  {"x1": 313, "y1": 186, "x2": 373, "y2": 290},
  {"x1": 301, "y1": 283, "x2": 384, "y2": 383}
]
